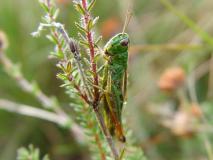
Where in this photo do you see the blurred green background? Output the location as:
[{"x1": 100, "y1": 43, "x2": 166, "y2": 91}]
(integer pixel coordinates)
[{"x1": 0, "y1": 0, "x2": 213, "y2": 160}]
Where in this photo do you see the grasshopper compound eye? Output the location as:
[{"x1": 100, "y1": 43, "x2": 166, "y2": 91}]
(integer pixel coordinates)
[{"x1": 120, "y1": 39, "x2": 129, "y2": 46}]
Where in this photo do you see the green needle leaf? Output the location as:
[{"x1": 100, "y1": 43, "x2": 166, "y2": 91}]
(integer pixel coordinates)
[{"x1": 88, "y1": 0, "x2": 96, "y2": 11}]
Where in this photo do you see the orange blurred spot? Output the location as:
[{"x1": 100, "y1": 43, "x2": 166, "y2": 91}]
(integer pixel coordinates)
[
  {"x1": 56, "y1": 0, "x2": 71, "y2": 5},
  {"x1": 158, "y1": 67, "x2": 185, "y2": 92},
  {"x1": 100, "y1": 17, "x2": 121, "y2": 39},
  {"x1": 190, "y1": 103, "x2": 202, "y2": 117}
]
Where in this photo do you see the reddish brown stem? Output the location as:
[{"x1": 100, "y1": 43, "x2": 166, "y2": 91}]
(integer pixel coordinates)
[
  {"x1": 95, "y1": 133, "x2": 106, "y2": 160},
  {"x1": 81, "y1": 0, "x2": 100, "y2": 103},
  {"x1": 74, "y1": 84, "x2": 90, "y2": 104},
  {"x1": 81, "y1": 1, "x2": 119, "y2": 159},
  {"x1": 86, "y1": 116, "x2": 106, "y2": 160}
]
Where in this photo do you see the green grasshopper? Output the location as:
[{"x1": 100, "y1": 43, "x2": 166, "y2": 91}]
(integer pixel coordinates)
[{"x1": 102, "y1": 13, "x2": 131, "y2": 142}]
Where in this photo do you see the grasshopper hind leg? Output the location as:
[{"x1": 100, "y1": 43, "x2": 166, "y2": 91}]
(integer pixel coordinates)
[
  {"x1": 104, "y1": 92, "x2": 126, "y2": 143},
  {"x1": 103, "y1": 96, "x2": 115, "y2": 135},
  {"x1": 102, "y1": 64, "x2": 126, "y2": 142}
]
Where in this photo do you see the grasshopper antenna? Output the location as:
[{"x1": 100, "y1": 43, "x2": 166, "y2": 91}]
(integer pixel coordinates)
[{"x1": 122, "y1": 4, "x2": 132, "y2": 33}]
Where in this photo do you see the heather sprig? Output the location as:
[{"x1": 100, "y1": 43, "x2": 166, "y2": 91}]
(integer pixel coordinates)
[
  {"x1": 32, "y1": 0, "x2": 146, "y2": 159},
  {"x1": 32, "y1": 0, "x2": 116, "y2": 159}
]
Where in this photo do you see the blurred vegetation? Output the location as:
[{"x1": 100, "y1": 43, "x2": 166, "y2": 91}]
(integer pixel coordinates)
[{"x1": 0, "y1": 0, "x2": 213, "y2": 160}]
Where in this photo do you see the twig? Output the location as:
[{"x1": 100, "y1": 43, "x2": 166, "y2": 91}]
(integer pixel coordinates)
[
  {"x1": 85, "y1": 107, "x2": 106, "y2": 160},
  {"x1": 0, "y1": 98, "x2": 83, "y2": 143},
  {"x1": 81, "y1": 0, "x2": 100, "y2": 103},
  {"x1": 81, "y1": 0, "x2": 119, "y2": 159},
  {"x1": 95, "y1": 133, "x2": 106, "y2": 160},
  {"x1": 74, "y1": 83, "x2": 90, "y2": 104},
  {"x1": 0, "y1": 52, "x2": 55, "y2": 109},
  {"x1": 94, "y1": 108, "x2": 119, "y2": 159},
  {"x1": 0, "y1": 51, "x2": 85, "y2": 143},
  {"x1": 57, "y1": 26, "x2": 93, "y2": 100},
  {"x1": 32, "y1": 1, "x2": 119, "y2": 159},
  {"x1": 0, "y1": 99, "x2": 67, "y2": 126}
]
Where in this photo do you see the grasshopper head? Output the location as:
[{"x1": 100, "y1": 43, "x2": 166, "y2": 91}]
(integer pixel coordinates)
[{"x1": 104, "y1": 33, "x2": 129, "y2": 56}]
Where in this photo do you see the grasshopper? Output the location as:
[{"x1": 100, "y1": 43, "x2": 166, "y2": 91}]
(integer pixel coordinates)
[{"x1": 102, "y1": 13, "x2": 131, "y2": 142}]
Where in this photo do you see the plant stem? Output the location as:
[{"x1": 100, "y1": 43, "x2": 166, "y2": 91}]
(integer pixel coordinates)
[
  {"x1": 0, "y1": 53, "x2": 53, "y2": 109},
  {"x1": 85, "y1": 105, "x2": 106, "y2": 160},
  {"x1": 74, "y1": 83, "x2": 90, "y2": 104},
  {"x1": 0, "y1": 51, "x2": 85, "y2": 143},
  {"x1": 95, "y1": 133, "x2": 106, "y2": 160},
  {"x1": 0, "y1": 98, "x2": 84, "y2": 143},
  {"x1": 94, "y1": 107, "x2": 119, "y2": 160},
  {"x1": 0, "y1": 99, "x2": 67, "y2": 126},
  {"x1": 46, "y1": 0, "x2": 92, "y2": 100},
  {"x1": 81, "y1": 0, "x2": 119, "y2": 159},
  {"x1": 58, "y1": 25, "x2": 93, "y2": 100},
  {"x1": 81, "y1": 0, "x2": 100, "y2": 103}
]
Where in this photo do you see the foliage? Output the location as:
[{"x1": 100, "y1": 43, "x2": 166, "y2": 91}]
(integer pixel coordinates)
[
  {"x1": 17, "y1": 145, "x2": 50, "y2": 160},
  {"x1": 0, "y1": 0, "x2": 213, "y2": 160},
  {"x1": 31, "y1": 0, "x2": 145, "y2": 159}
]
